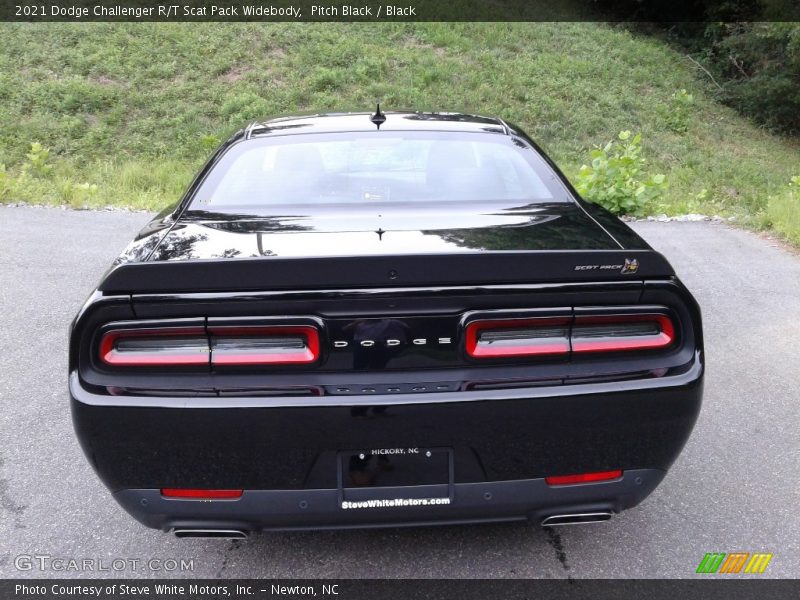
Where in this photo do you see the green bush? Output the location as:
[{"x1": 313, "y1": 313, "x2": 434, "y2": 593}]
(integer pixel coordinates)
[
  {"x1": 24, "y1": 142, "x2": 52, "y2": 177},
  {"x1": 200, "y1": 134, "x2": 221, "y2": 152},
  {"x1": 627, "y1": 17, "x2": 800, "y2": 134},
  {"x1": 57, "y1": 180, "x2": 99, "y2": 206},
  {"x1": 714, "y1": 23, "x2": 800, "y2": 134},
  {"x1": 575, "y1": 131, "x2": 667, "y2": 216},
  {"x1": 762, "y1": 176, "x2": 800, "y2": 245},
  {"x1": 660, "y1": 89, "x2": 694, "y2": 133},
  {"x1": 665, "y1": 22, "x2": 800, "y2": 134},
  {"x1": 0, "y1": 142, "x2": 192, "y2": 210},
  {"x1": 220, "y1": 93, "x2": 273, "y2": 125},
  {"x1": 0, "y1": 164, "x2": 9, "y2": 200}
]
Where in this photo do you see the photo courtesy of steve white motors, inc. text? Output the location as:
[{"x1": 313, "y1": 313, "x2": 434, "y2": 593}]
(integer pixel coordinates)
[{"x1": 14, "y1": 583, "x2": 340, "y2": 597}]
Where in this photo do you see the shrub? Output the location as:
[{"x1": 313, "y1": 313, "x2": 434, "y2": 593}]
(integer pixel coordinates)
[
  {"x1": 57, "y1": 180, "x2": 99, "y2": 206},
  {"x1": 200, "y1": 134, "x2": 221, "y2": 152},
  {"x1": 714, "y1": 23, "x2": 800, "y2": 134},
  {"x1": 763, "y1": 176, "x2": 800, "y2": 245},
  {"x1": 0, "y1": 164, "x2": 9, "y2": 200},
  {"x1": 661, "y1": 89, "x2": 694, "y2": 133},
  {"x1": 24, "y1": 142, "x2": 52, "y2": 177},
  {"x1": 220, "y1": 93, "x2": 273, "y2": 125},
  {"x1": 575, "y1": 131, "x2": 667, "y2": 216},
  {"x1": 665, "y1": 22, "x2": 800, "y2": 134}
]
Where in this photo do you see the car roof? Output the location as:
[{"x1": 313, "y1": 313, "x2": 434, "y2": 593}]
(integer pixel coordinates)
[{"x1": 245, "y1": 111, "x2": 512, "y2": 139}]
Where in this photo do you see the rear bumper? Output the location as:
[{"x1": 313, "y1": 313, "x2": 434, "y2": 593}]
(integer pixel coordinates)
[
  {"x1": 70, "y1": 352, "x2": 702, "y2": 530},
  {"x1": 114, "y1": 469, "x2": 664, "y2": 532}
]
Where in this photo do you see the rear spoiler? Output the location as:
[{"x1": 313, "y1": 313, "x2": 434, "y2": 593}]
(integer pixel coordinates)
[{"x1": 98, "y1": 250, "x2": 675, "y2": 294}]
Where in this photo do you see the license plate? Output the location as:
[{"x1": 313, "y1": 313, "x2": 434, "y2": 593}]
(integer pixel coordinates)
[{"x1": 337, "y1": 447, "x2": 453, "y2": 507}]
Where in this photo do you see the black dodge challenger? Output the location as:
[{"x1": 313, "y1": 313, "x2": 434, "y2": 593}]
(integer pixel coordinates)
[{"x1": 69, "y1": 110, "x2": 703, "y2": 537}]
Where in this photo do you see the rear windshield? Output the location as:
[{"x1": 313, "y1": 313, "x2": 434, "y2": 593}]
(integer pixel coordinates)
[{"x1": 190, "y1": 131, "x2": 569, "y2": 209}]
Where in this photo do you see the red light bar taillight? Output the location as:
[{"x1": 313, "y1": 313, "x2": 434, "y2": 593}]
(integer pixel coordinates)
[
  {"x1": 208, "y1": 325, "x2": 320, "y2": 366},
  {"x1": 99, "y1": 327, "x2": 209, "y2": 367},
  {"x1": 571, "y1": 314, "x2": 674, "y2": 353},
  {"x1": 545, "y1": 470, "x2": 623, "y2": 486},
  {"x1": 465, "y1": 317, "x2": 571, "y2": 358},
  {"x1": 99, "y1": 324, "x2": 320, "y2": 367},
  {"x1": 465, "y1": 312, "x2": 675, "y2": 359},
  {"x1": 161, "y1": 488, "x2": 243, "y2": 499}
]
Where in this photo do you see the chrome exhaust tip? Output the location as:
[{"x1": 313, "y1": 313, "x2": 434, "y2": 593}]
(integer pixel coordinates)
[
  {"x1": 541, "y1": 512, "x2": 613, "y2": 527},
  {"x1": 173, "y1": 529, "x2": 249, "y2": 539}
]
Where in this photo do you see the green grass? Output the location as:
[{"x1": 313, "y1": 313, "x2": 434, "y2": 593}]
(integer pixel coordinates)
[
  {"x1": 0, "y1": 22, "x2": 798, "y2": 241},
  {"x1": 760, "y1": 182, "x2": 800, "y2": 245}
]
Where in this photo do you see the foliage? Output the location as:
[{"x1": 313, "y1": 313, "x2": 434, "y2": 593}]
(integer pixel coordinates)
[
  {"x1": 0, "y1": 164, "x2": 9, "y2": 200},
  {"x1": 606, "y1": 5, "x2": 798, "y2": 132},
  {"x1": 200, "y1": 134, "x2": 221, "y2": 152},
  {"x1": 24, "y1": 142, "x2": 52, "y2": 177},
  {"x1": 0, "y1": 22, "x2": 797, "y2": 234},
  {"x1": 713, "y1": 23, "x2": 800, "y2": 134},
  {"x1": 660, "y1": 89, "x2": 694, "y2": 133},
  {"x1": 664, "y1": 22, "x2": 800, "y2": 134},
  {"x1": 59, "y1": 181, "x2": 99, "y2": 205},
  {"x1": 761, "y1": 176, "x2": 800, "y2": 245},
  {"x1": 575, "y1": 131, "x2": 667, "y2": 216}
]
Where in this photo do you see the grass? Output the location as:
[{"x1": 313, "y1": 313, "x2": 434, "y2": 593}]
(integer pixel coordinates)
[
  {"x1": 0, "y1": 22, "x2": 798, "y2": 241},
  {"x1": 760, "y1": 180, "x2": 800, "y2": 245}
]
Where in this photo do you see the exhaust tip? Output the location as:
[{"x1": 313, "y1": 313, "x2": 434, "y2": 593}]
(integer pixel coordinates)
[
  {"x1": 173, "y1": 529, "x2": 249, "y2": 539},
  {"x1": 541, "y1": 512, "x2": 613, "y2": 527}
]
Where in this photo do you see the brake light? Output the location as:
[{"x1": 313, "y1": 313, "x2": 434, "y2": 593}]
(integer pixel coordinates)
[
  {"x1": 571, "y1": 314, "x2": 674, "y2": 353},
  {"x1": 465, "y1": 317, "x2": 571, "y2": 358},
  {"x1": 99, "y1": 324, "x2": 320, "y2": 367},
  {"x1": 99, "y1": 327, "x2": 208, "y2": 366},
  {"x1": 208, "y1": 325, "x2": 320, "y2": 366},
  {"x1": 465, "y1": 312, "x2": 676, "y2": 359},
  {"x1": 545, "y1": 470, "x2": 623, "y2": 486},
  {"x1": 161, "y1": 488, "x2": 243, "y2": 499}
]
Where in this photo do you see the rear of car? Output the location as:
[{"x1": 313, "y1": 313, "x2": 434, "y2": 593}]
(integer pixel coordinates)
[{"x1": 69, "y1": 112, "x2": 703, "y2": 536}]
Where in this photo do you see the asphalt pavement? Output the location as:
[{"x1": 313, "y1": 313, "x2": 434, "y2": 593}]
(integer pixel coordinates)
[{"x1": 0, "y1": 206, "x2": 798, "y2": 579}]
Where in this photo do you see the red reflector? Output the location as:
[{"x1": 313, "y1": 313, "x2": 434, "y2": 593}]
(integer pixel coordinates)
[
  {"x1": 208, "y1": 325, "x2": 320, "y2": 366},
  {"x1": 465, "y1": 317, "x2": 571, "y2": 358},
  {"x1": 571, "y1": 314, "x2": 675, "y2": 353},
  {"x1": 545, "y1": 470, "x2": 623, "y2": 486},
  {"x1": 99, "y1": 327, "x2": 209, "y2": 367},
  {"x1": 160, "y1": 489, "x2": 243, "y2": 499}
]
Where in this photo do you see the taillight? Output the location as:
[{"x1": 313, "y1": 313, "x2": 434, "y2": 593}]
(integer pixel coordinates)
[
  {"x1": 465, "y1": 317, "x2": 571, "y2": 358},
  {"x1": 545, "y1": 470, "x2": 623, "y2": 486},
  {"x1": 99, "y1": 327, "x2": 208, "y2": 366},
  {"x1": 99, "y1": 324, "x2": 320, "y2": 367},
  {"x1": 465, "y1": 312, "x2": 676, "y2": 359},
  {"x1": 571, "y1": 314, "x2": 674, "y2": 353},
  {"x1": 208, "y1": 325, "x2": 320, "y2": 366},
  {"x1": 161, "y1": 488, "x2": 242, "y2": 499}
]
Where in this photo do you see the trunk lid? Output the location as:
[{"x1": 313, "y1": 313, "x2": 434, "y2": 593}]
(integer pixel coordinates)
[{"x1": 99, "y1": 202, "x2": 672, "y2": 293}]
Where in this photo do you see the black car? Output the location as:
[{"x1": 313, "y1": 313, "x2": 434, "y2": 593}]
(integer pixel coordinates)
[{"x1": 69, "y1": 110, "x2": 703, "y2": 537}]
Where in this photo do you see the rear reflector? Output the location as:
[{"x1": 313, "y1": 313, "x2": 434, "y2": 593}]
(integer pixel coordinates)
[
  {"x1": 545, "y1": 470, "x2": 623, "y2": 486},
  {"x1": 208, "y1": 325, "x2": 320, "y2": 365},
  {"x1": 571, "y1": 314, "x2": 674, "y2": 353},
  {"x1": 99, "y1": 327, "x2": 208, "y2": 367},
  {"x1": 161, "y1": 489, "x2": 243, "y2": 499},
  {"x1": 465, "y1": 317, "x2": 571, "y2": 358}
]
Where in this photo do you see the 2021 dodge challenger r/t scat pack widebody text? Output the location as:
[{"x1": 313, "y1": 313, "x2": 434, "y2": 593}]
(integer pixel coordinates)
[{"x1": 69, "y1": 110, "x2": 703, "y2": 537}]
